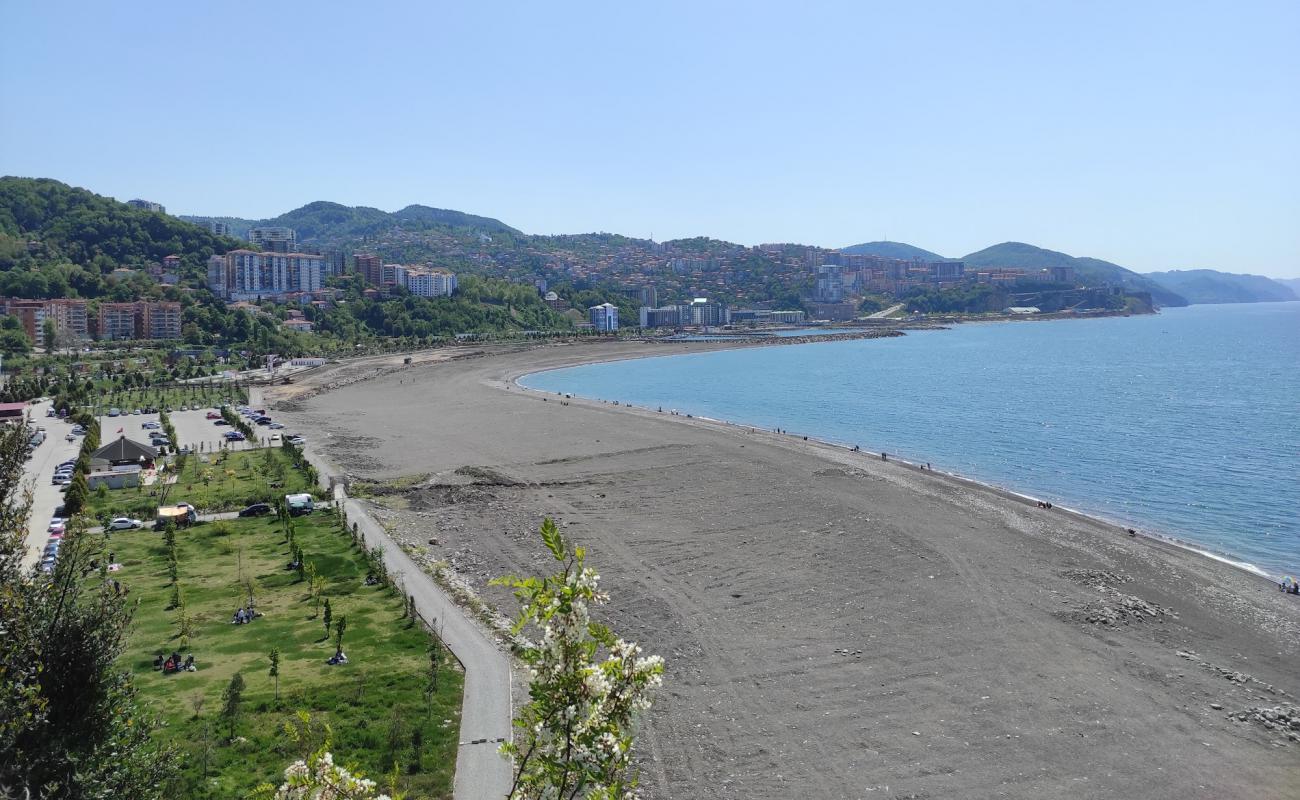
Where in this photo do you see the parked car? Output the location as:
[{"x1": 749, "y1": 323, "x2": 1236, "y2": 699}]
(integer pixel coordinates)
[
  {"x1": 47, "y1": 521, "x2": 66, "y2": 534},
  {"x1": 225, "y1": 431, "x2": 246, "y2": 442},
  {"x1": 206, "y1": 411, "x2": 222, "y2": 420},
  {"x1": 107, "y1": 517, "x2": 143, "y2": 530},
  {"x1": 142, "y1": 421, "x2": 161, "y2": 429},
  {"x1": 238, "y1": 502, "x2": 273, "y2": 517},
  {"x1": 255, "y1": 417, "x2": 272, "y2": 426},
  {"x1": 107, "y1": 408, "x2": 121, "y2": 417},
  {"x1": 70, "y1": 426, "x2": 86, "y2": 435},
  {"x1": 213, "y1": 419, "x2": 230, "y2": 426},
  {"x1": 52, "y1": 476, "x2": 72, "y2": 486},
  {"x1": 151, "y1": 437, "x2": 171, "y2": 447},
  {"x1": 268, "y1": 422, "x2": 285, "y2": 430}
]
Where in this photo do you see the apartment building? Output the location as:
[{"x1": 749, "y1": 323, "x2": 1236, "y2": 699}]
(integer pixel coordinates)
[
  {"x1": 126, "y1": 199, "x2": 165, "y2": 213},
  {"x1": 588, "y1": 303, "x2": 619, "y2": 332},
  {"x1": 406, "y1": 269, "x2": 457, "y2": 298},
  {"x1": 0, "y1": 298, "x2": 90, "y2": 342},
  {"x1": 354, "y1": 253, "x2": 383, "y2": 286},
  {"x1": 213, "y1": 250, "x2": 325, "y2": 300},
  {"x1": 96, "y1": 301, "x2": 183, "y2": 341},
  {"x1": 248, "y1": 226, "x2": 296, "y2": 253}
]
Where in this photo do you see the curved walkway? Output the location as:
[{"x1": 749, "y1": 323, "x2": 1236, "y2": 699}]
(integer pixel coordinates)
[{"x1": 292, "y1": 432, "x2": 514, "y2": 799}]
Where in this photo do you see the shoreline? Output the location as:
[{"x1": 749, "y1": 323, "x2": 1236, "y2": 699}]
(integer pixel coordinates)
[
  {"x1": 509, "y1": 342, "x2": 1285, "y2": 586},
  {"x1": 269, "y1": 338, "x2": 1300, "y2": 799}
]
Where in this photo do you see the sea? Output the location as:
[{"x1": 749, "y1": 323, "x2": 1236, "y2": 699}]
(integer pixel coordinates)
[{"x1": 521, "y1": 302, "x2": 1300, "y2": 579}]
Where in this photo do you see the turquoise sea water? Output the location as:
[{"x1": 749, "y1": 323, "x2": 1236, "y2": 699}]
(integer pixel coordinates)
[{"x1": 522, "y1": 303, "x2": 1300, "y2": 578}]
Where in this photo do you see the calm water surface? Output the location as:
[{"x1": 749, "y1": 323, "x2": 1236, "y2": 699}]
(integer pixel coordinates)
[{"x1": 523, "y1": 303, "x2": 1300, "y2": 577}]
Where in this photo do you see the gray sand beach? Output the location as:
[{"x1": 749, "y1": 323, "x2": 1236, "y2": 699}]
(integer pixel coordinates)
[{"x1": 268, "y1": 340, "x2": 1300, "y2": 800}]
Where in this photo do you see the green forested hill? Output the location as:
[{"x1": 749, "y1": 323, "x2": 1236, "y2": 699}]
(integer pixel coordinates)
[
  {"x1": 181, "y1": 200, "x2": 520, "y2": 245},
  {"x1": 840, "y1": 241, "x2": 946, "y2": 261},
  {"x1": 0, "y1": 176, "x2": 243, "y2": 298},
  {"x1": 962, "y1": 242, "x2": 1188, "y2": 306}
]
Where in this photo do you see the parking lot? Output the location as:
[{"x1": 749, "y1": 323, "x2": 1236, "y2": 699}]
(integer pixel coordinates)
[
  {"x1": 20, "y1": 402, "x2": 302, "y2": 567},
  {"x1": 21, "y1": 400, "x2": 84, "y2": 568}
]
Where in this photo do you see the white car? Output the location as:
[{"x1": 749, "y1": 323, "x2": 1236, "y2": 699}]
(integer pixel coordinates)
[
  {"x1": 287, "y1": 436, "x2": 306, "y2": 446},
  {"x1": 268, "y1": 422, "x2": 285, "y2": 429},
  {"x1": 107, "y1": 517, "x2": 143, "y2": 530}
]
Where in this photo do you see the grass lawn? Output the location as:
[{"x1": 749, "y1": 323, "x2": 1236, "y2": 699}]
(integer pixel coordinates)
[
  {"x1": 87, "y1": 448, "x2": 316, "y2": 520},
  {"x1": 110, "y1": 512, "x2": 463, "y2": 799}
]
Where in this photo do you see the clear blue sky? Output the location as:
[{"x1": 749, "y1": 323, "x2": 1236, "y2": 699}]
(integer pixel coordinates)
[{"x1": 2, "y1": 1, "x2": 1297, "y2": 277}]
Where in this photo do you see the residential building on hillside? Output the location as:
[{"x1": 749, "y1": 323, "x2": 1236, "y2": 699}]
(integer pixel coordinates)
[
  {"x1": 96, "y1": 302, "x2": 183, "y2": 341},
  {"x1": 201, "y1": 220, "x2": 230, "y2": 236},
  {"x1": 0, "y1": 298, "x2": 90, "y2": 342},
  {"x1": 589, "y1": 302, "x2": 619, "y2": 332},
  {"x1": 354, "y1": 253, "x2": 383, "y2": 286},
  {"x1": 126, "y1": 199, "x2": 165, "y2": 213},
  {"x1": 406, "y1": 269, "x2": 457, "y2": 298},
  {"x1": 814, "y1": 264, "x2": 844, "y2": 302},
  {"x1": 97, "y1": 303, "x2": 138, "y2": 341},
  {"x1": 212, "y1": 250, "x2": 325, "y2": 300},
  {"x1": 731, "y1": 309, "x2": 806, "y2": 324},
  {"x1": 248, "y1": 226, "x2": 296, "y2": 253},
  {"x1": 638, "y1": 285, "x2": 657, "y2": 307}
]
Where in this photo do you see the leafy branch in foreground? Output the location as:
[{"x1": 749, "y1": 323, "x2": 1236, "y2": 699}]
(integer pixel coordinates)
[{"x1": 493, "y1": 518, "x2": 665, "y2": 800}]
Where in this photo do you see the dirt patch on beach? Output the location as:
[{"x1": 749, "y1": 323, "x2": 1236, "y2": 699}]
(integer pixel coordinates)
[{"x1": 279, "y1": 341, "x2": 1300, "y2": 799}]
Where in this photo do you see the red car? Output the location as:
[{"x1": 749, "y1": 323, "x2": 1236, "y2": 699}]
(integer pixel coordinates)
[{"x1": 205, "y1": 411, "x2": 222, "y2": 419}]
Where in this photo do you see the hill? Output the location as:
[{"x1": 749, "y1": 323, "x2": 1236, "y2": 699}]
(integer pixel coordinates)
[
  {"x1": 0, "y1": 176, "x2": 243, "y2": 298},
  {"x1": 1276, "y1": 277, "x2": 1300, "y2": 295},
  {"x1": 962, "y1": 242, "x2": 1188, "y2": 307},
  {"x1": 1143, "y1": 269, "x2": 1298, "y2": 305},
  {"x1": 182, "y1": 200, "x2": 519, "y2": 245},
  {"x1": 841, "y1": 241, "x2": 946, "y2": 261}
]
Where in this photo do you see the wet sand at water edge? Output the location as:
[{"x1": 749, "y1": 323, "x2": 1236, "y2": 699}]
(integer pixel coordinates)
[{"x1": 267, "y1": 340, "x2": 1300, "y2": 800}]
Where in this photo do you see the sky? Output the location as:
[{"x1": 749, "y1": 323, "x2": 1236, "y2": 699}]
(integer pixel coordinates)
[{"x1": 2, "y1": 1, "x2": 1298, "y2": 277}]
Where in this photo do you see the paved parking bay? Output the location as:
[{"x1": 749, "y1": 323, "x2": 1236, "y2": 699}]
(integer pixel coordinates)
[{"x1": 21, "y1": 400, "x2": 84, "y2": 568}]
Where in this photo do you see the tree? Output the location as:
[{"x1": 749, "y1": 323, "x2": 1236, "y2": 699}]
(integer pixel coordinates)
[
  {"x1": 222, "y1": 672, "x2": 246, "y2": 741},
  {"x1": 0, "y1": 424, "x2": 176, "y2": 797},
  {"x1": 334, "y1": 615, "x2": 347, "y2": 657},
  {"x1": 253, "y1": 748, "x2": 394, "y2": 800},
  {"x1": 494, "y1": 519, "x2": 665, "y2": 800},
  {"x1": 42, "y1": 317, "x2": 57, "y2": 352},
  {"x1": 269, "y1": 648, "x2": 281, "y2": 702}
]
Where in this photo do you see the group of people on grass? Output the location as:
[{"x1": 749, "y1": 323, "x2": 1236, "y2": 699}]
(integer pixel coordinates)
[
  {"x1": 231, "y1": 605, "x2": 259, "y2": 624},
  {"x1": 155, "y1": 651, "x2": 196, "y2": 674}
]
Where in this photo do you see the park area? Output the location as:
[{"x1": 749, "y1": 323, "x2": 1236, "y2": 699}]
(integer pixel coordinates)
[
  {"x1": 85, "y1": 446, "x2": 316, "y2": 520},
  {"x1": 96, "y1": 452, "x2": 462, "y2": 798}
]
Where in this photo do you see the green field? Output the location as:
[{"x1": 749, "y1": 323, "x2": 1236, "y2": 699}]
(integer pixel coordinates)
[
  {"x1": 87, "y1": 448, "x2": 316, "y2": 520},
  {"x1": 110, "y1": 512, "x2": 462, "y2": 798}
]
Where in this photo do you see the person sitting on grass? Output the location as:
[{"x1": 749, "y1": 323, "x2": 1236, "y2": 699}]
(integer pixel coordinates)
[
  {"x1": 233, "y1": 608, "x2": 246, "y2": 624},
  {"x1": 364, "y1": 573, "x2": 379, "y2": 586},
  {"x1": 153, "y1": 653, "x2": 163, "y2": 670},
  {"x1": 326, "y1": 651, "x2": 348, "y2": 666},
  {"x1": 184, "y1": 654, "x2": 196, "y2": 671},
  {"x1": 163, "y1": 656, "x2": 176, "y2": 674}
]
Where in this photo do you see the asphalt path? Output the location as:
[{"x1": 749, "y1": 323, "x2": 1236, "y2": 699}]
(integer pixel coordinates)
[{"x1": 264, "y1": 387, "x2": 514, "y2": 800}]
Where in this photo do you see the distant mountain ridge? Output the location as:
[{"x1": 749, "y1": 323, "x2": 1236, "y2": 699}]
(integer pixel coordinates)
[
  {"x1": 1142, "y1": 269, "x2": 1297, "y2": 305},
  {"x1": 181, "y1": 200, "x2": 519, "y2": 245},
  {"x1": 841, "y1": 239, "x2": 1188, "y2": 307}
]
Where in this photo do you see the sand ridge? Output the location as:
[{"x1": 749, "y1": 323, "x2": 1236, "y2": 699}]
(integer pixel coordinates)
[{"x1": 269, "y1": 340, "x2": 1300, "y2": 800}]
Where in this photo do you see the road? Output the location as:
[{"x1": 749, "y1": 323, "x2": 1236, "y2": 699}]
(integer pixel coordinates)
[
  {"x1": 21, "y1": 400, "x2": 83, "y2": 568},
  {"x1": 867, "y1": 302, "x2": 905, "y2": 318},
  {"x1": 265, "y1": 384, "x2": 514, "y2": 800}
]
